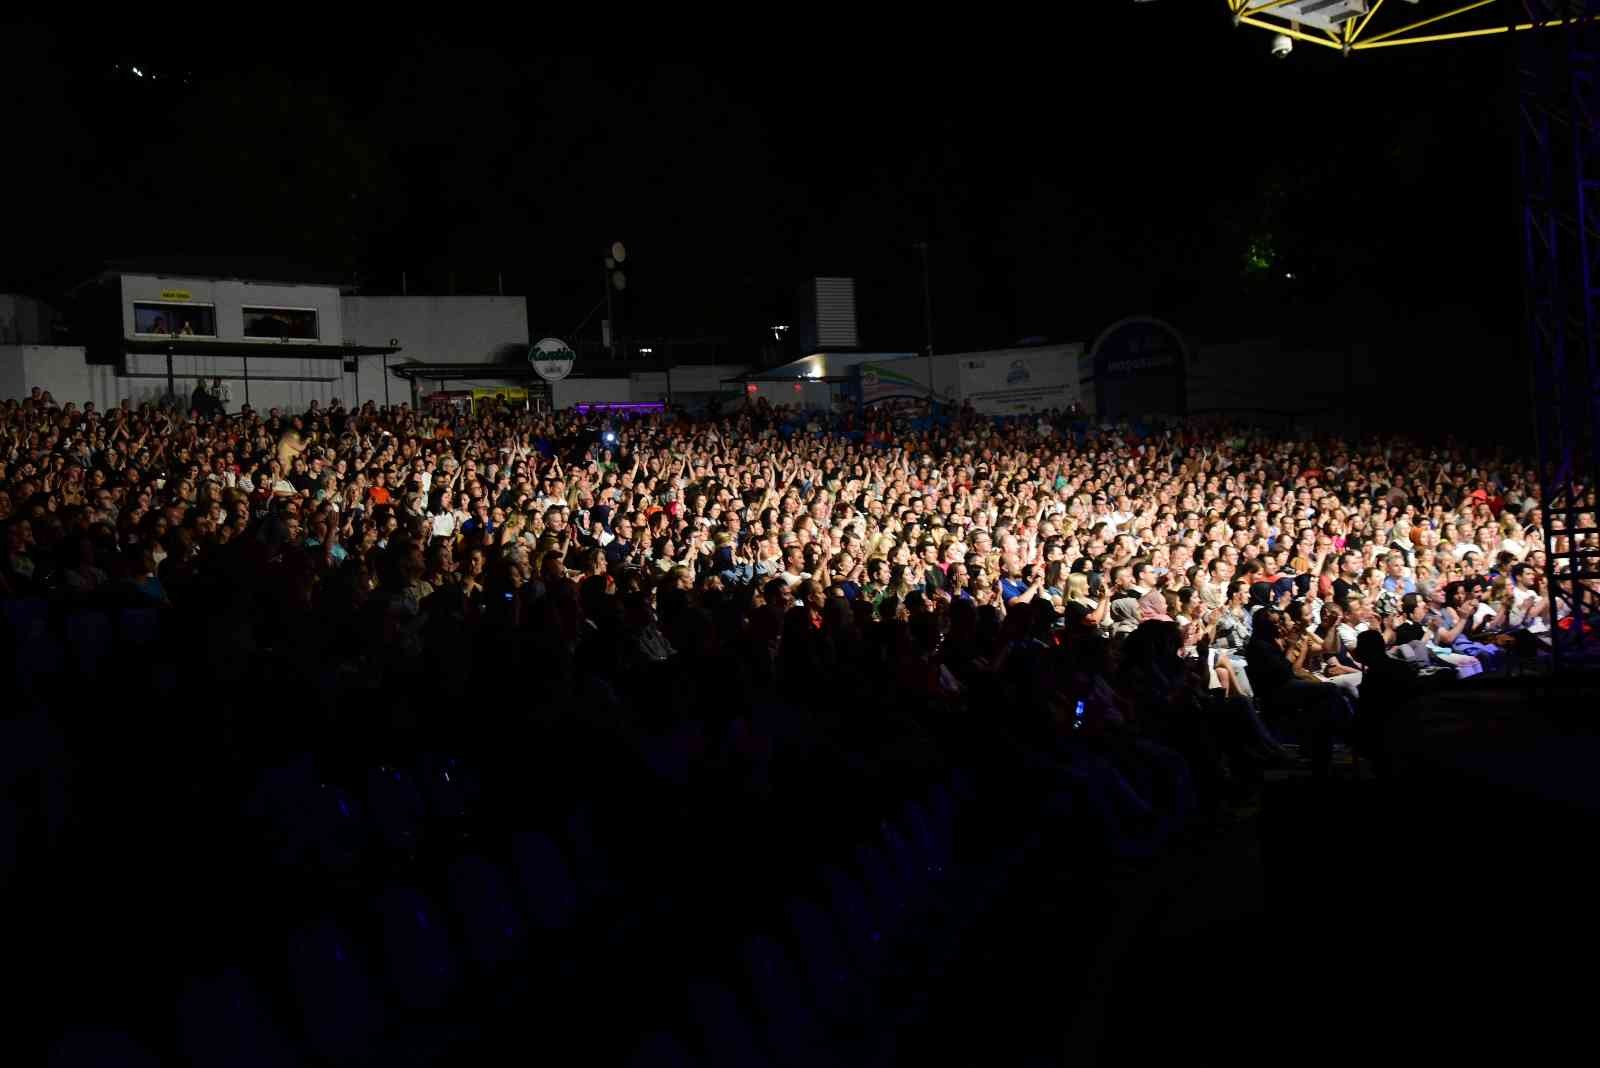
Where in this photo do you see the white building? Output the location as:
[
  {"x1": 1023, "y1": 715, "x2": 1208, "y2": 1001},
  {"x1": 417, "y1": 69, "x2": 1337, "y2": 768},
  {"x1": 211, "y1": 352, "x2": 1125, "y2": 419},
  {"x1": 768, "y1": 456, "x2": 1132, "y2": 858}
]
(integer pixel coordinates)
[{"x1": 0, "y1": 273, "x2": 530, "y2": 412}]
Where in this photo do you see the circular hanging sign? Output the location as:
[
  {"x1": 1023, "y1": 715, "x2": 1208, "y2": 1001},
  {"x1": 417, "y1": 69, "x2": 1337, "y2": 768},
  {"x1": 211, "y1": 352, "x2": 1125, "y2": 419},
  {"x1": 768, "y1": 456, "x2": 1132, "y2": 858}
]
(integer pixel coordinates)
[
  {"x1": 528, "y1": 337, "x2": 576, "y2": 382},
  {"x1": 1088, "y1": 316, "x2": 1188, "y2": 420}
]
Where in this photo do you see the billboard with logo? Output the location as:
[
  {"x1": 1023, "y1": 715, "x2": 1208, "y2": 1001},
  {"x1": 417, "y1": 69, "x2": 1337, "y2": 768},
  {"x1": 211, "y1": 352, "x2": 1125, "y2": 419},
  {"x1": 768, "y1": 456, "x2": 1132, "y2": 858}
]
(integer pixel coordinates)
[
  {"x1": 528, "y1": 337, "x2": 576, "y2": 382},
  {"x1": 953, "y1": 344, "x2": 1083, "y2": 415}
]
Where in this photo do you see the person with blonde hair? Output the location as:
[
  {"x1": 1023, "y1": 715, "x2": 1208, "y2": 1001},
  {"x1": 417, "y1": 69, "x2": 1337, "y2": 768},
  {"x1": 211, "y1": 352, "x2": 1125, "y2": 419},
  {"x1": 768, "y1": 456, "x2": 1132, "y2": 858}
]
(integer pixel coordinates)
[{"x1": 1499, "y1": 513, "x2": 1528, "y2": 558}]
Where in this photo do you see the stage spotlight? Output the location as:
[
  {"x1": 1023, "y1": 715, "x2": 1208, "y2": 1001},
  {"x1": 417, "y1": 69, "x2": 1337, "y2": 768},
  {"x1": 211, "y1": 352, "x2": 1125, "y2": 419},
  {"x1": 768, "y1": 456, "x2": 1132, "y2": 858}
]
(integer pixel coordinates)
[{"x1": 1271, "y1": 34, "x2": 1293, "y2": 58}]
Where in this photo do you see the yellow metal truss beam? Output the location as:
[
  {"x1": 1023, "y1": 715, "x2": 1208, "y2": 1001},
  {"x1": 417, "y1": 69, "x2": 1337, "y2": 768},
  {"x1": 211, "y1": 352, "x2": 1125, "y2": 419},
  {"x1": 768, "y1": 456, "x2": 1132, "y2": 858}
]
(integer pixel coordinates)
[
  {"x1": 1359, "y1": 0, "x2": 1500, "y2": 44},
  {"x1": 1238, "y1": 13, "x2": 1344, "y2": 47},
  {"x1": 1227, "y1": 0, "x2": 1600, "y2": 52},
  {"x1": 1353, "y1": 16, "x2": 1600, "y2": 48},
  {"x1": 1352, "y1": 0, "x2": 1387, "y2": 41}
]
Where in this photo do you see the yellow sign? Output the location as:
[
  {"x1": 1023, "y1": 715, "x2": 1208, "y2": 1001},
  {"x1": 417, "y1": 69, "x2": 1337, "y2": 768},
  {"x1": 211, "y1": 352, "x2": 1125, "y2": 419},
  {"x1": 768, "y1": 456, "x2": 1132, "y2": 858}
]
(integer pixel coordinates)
[{"x1": 159, "y1": 289, "x2": 193, "y2": 301}]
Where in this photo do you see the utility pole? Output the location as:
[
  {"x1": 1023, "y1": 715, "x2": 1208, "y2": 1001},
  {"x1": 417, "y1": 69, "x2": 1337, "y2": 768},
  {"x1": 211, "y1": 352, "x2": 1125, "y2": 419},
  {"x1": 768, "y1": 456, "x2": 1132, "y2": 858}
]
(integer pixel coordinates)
[{"x1": 914, "y1": 241, "x2": 936, "y2": 401}]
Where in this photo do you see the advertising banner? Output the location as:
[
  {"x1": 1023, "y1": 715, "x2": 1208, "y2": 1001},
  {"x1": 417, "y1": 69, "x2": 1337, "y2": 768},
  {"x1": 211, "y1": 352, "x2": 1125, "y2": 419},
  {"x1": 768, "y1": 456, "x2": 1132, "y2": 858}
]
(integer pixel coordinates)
[
  {"x1": 857, "y1": 361, "x2": 953, "y2": 407},
  {"x1": 956, "y1": 347, "x2": 1081, "y2": 414}
]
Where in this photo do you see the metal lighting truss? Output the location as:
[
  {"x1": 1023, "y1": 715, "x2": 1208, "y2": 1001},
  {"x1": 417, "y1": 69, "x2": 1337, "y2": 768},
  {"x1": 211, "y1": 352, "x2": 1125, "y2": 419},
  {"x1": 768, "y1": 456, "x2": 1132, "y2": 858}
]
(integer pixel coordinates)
[
  {"x1": 1225, "y1": 0, "x2": 1597, "y2": 53},
  {"x1": 1520, "y1": 13, "x2": 1599, "y2": 668},
  {"x1": 1226, "y1": 2, "x2": 1599, "y2": 666}
]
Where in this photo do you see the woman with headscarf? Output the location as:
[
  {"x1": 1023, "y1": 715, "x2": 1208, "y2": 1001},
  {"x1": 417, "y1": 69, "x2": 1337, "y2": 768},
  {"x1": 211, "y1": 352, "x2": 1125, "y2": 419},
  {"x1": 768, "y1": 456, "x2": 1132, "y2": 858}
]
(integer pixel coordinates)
[{"x1": 1108, "y1": 595, "x2": 1141, "y2": 638}]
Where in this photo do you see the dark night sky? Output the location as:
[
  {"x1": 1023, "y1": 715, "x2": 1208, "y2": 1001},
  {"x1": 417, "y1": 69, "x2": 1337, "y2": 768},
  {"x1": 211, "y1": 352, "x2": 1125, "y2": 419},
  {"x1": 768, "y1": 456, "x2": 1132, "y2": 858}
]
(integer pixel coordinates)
[{"x1": 2, "y1": 8, "x2": 1520, "y2": 361}]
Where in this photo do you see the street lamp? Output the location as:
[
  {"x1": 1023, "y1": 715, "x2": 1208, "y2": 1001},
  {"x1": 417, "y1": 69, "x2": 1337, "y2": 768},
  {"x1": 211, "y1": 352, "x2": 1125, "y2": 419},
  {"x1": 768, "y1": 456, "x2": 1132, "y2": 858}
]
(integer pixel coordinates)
[{"x1": 603, "y1": 241, "x2": 627, "y2": 358}]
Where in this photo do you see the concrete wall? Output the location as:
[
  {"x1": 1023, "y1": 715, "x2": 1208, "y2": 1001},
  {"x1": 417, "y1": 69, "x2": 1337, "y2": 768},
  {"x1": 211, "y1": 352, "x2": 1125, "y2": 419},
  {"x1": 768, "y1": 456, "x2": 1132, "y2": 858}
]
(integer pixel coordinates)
[
  {"x1": 0, "y1": 294, "x2": 57, "y2": 345},
  {"x1": 551, "y1": 378, "x2": 633, "y2": 408},
  {"x1": 1188, "y1": 340, "x2": 1376, "y2": 434},
  {"x1": 0, "y1": 345, "x2": 26, "y2": 403},
  {"x1": 7, "y1": 345, "x2": 355, "y2": 414},
  {"x1": 740, "y1": 380, "x2": 836, "y2": 411},
  {"x1": 122, "y1": 351, "x2": 348, "y2": 413},
  {"x1": 536, "y1": 366, "x2": 756, "y2": 411},
  {"x1": 931, "y1": 354, "x2": 961, "y2": 405},
  {"x1": 0, "y1": 341, "x2": 550, "y2": 415},
  {"x1": 341, "y1": 296, "x2": 528, "y2": 364},
  {"x1": 120, "y1": 274, "x2": 343, "y2": 346},
  {"x1": 2, "y1": 346, "x2": 121, "y2": 409},
  {"x1": 629, "y1": 364, "x2": 749, "y2": 410},
  {"x1": 342, "y1": 295, "x2": 530, "y2": 408}
]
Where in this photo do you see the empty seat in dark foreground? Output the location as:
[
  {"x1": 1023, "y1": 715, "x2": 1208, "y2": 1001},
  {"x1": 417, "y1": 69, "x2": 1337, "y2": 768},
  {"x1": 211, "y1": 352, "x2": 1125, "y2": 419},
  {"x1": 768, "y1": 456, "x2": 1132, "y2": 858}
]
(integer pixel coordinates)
[
  {"x1": 248, "y1": 755, "x2": 369, "y2": 874},
  {"x1": 246, "y1": 753, "x2": 316, "y2": 831},
  {"x1": 376, "y1": 885, "x2": 461, "y2": 1011},
  {"x1": 15, "y1": 635, "x2": 67, "y2": 687},
  {"x1": 3, "y1": 597, "x2": 48, "y2": 644},
  {"x1": 855, "y1": 843, "x2": 909, "y2": 942},
  {"x1": 446, "y1": 855, "x2": 528, "y2": 969},
  {"x1": 48, "y1": 1031, "x2": 162, "y2": 1068},
  {"x1": 177, "y1": 968, "x2": 299, "y2": 1068},
  {"x1": 287, "y1": 918, "x2": 384, "y2": 1065},
  {"x1": 0, "y1": 798, "x2": 18, "y2": 884},
  {"x1": 784, "y1": 896, "x2": 873, "y2": 1026},
  {"x1": 510, "y1": 830, "x2": 579, "y2": 931},
  {"x1": 687, "y1": 979, "x2": 776, "y2": 1068},
  {"x1": 117, "y1": 606, "x2": 161, "y2": 647},
  {"x1": 366, "y1": 765, "x2": 425, "y2": 855},
  {"x1": 64, "y1": 611, "x2": 112, "y2": 678},
  {"x1": 821, "y1": 864, "x2": 885, "y2": 979},
  {"x1": 903, "y1": 798, "x2": 950, "y2": 878},
  {"x1": 741, "y1": 935, "x2": 829, "y2": 1067},
  {"x1": 880, "y1": 821, "x2": 927, "y2": 913},
  {"x1": 305, "y1": 783, "x2": 366, "y2": 875},
  {"x1": 418, "y1": 751, "x2": 479, "y2": 822},
  {"x1": 628, "y1": 1031, "x2": 700, "y2": 1068},
  {"x1": 566, "y1": 802, "x2": 623, "y2": 903}
]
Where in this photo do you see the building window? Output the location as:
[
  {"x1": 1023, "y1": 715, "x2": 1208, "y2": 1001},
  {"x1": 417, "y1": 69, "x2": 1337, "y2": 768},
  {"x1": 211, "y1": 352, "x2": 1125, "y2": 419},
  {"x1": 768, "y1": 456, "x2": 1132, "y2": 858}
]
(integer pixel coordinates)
[
  {"x1": 133, "y1": 302, "x2": 216, "y2": 337},
  {"x1": 243, "y1": 307, "x2": 319, "y2": 340}
]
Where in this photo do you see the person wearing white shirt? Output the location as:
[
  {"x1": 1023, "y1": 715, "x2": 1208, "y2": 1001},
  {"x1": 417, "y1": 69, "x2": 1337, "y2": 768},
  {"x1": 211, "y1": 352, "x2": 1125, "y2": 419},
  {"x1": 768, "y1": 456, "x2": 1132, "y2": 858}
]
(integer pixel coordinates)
[
  {"x1": 1335, "y1": 594, "x2": 1373, "y2": 649},
  {"x1": 1508, "y1": 564, "x2": 1549, "y2": 635},
  {"x1": 431, "y1": 489, "x2": 460, "y2": 539}
]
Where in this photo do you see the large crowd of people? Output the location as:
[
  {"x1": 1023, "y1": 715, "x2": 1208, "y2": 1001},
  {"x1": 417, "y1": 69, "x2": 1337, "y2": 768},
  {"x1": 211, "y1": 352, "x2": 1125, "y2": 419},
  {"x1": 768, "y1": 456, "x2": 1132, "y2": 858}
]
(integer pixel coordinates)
[
  {"x1": 7, "y1": 380, "x2": 1593, "y2": 1061},
  {"x1": 1, "y1": 382, "x2": 1579, "y2": 785}
]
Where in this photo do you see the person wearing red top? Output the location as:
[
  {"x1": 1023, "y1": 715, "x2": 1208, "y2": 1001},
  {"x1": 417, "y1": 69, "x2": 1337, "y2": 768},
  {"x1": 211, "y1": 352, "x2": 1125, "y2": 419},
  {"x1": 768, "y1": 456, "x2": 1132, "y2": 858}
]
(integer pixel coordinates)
[{"x1": 367, "y1": 472, "x2": 392, "y2": 506}]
